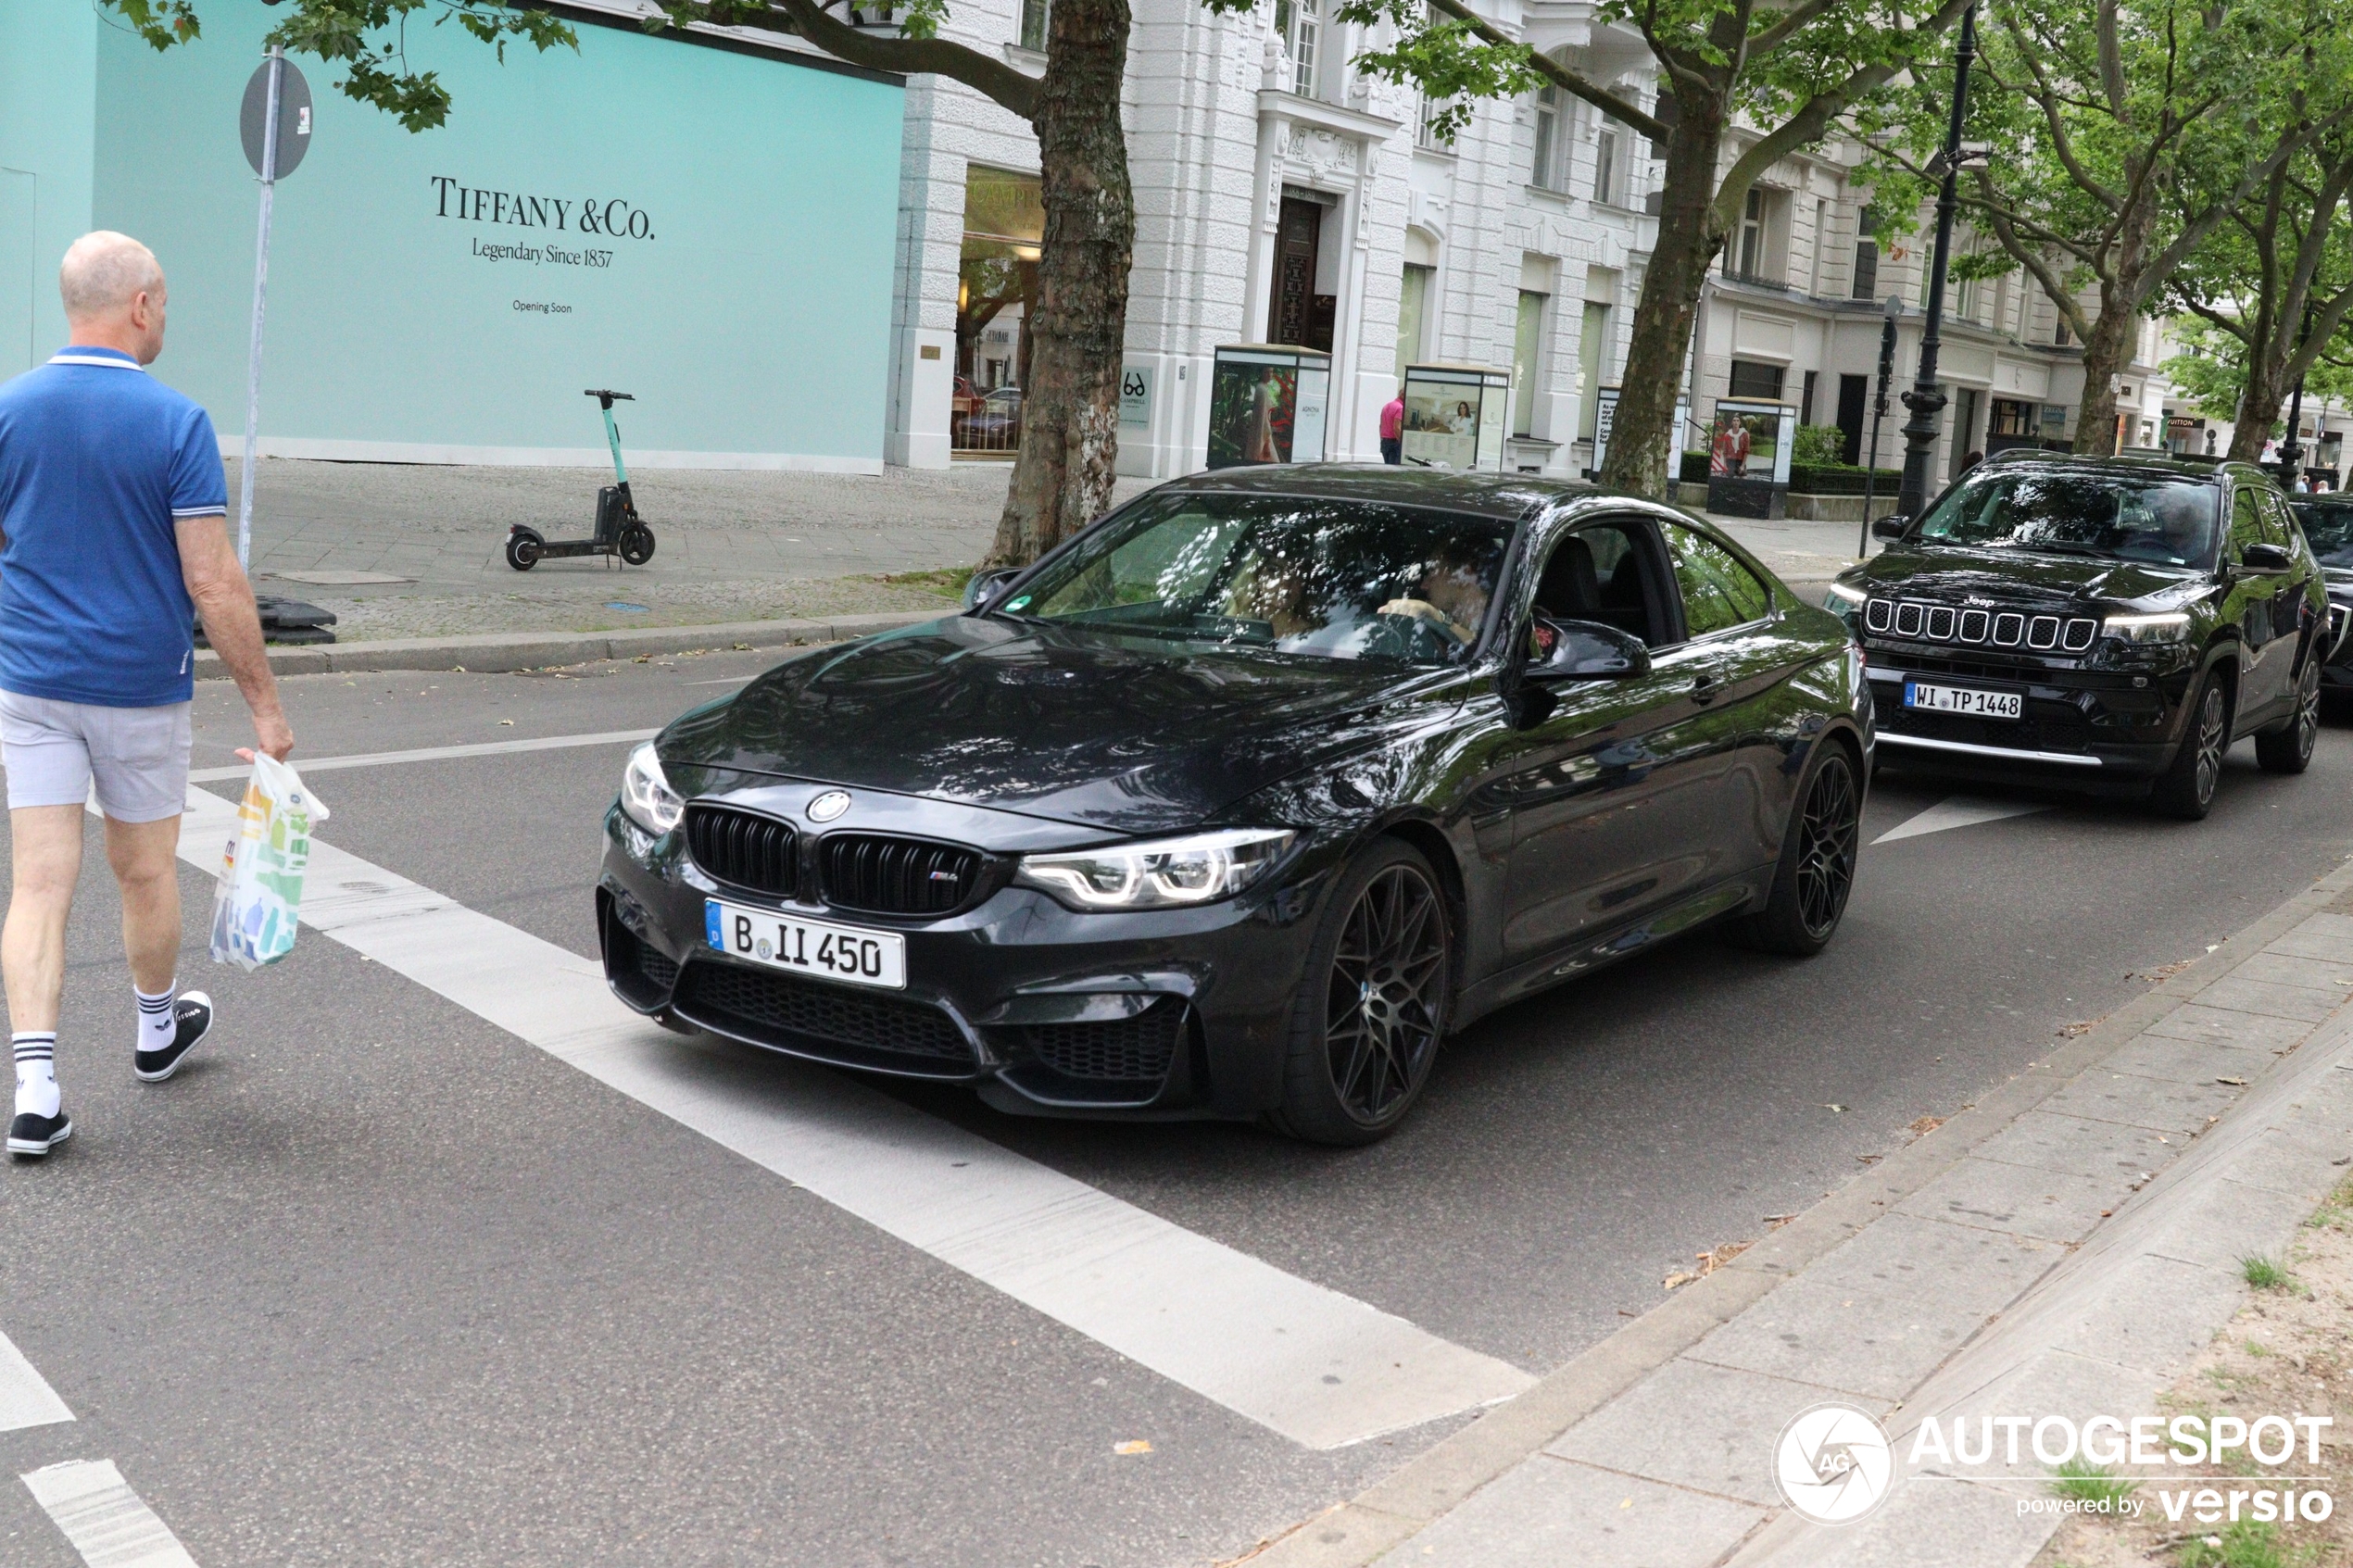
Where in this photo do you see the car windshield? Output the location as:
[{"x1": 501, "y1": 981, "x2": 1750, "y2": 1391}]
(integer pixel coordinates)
[
  {"x1": 999, "y1": 493, "x2": 1516, "y2": 666},
  {"x1": 2294, "y1": 499, "x2": 2353, "y2": 567},
  {"x1": 1912, "y1": 470, "x2": 2219, "y2": 567}
]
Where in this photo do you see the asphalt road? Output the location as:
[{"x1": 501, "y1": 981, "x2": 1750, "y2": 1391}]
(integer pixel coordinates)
[{"x1": 2, "y1": 646, "x2": 2349, "y2": 1568}]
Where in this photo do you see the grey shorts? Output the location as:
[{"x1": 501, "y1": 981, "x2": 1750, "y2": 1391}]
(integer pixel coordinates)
[{"x1": 0, "y1": 691, "x2": 193, "y2": 822}]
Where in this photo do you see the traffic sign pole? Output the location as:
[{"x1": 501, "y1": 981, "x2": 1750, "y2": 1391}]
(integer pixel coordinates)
[{"x1": 234, "y1": 46, "x2": 285, "y2": 570}]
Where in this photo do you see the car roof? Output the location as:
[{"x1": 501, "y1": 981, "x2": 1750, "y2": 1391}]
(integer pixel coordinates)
[
  {"x1": 1155, "y1": 462, "x2": 1657, "y2": 523},
  {"x1": 1980, "y1": 450, "x2": 2264, "y2": 485}
]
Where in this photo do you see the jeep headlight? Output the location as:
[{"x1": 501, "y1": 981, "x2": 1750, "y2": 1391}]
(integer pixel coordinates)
[
  {"x1": 1015, "y1": 828, "x2": 1295, "y2": 910},
  {"x1": 620, "y1": 742, "x2": 686, "y2": 834},
  {"x1": 1822, "y1": 582, "x2": 1868, "y2": 632},
  {"x1": 2102, "y1": 612, "x2": 2191, "y2": 646}
]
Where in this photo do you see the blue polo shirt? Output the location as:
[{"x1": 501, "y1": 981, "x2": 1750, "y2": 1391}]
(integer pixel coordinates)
[{"x1": 0, "y1": 347, "x2": 224, "y2": 708}]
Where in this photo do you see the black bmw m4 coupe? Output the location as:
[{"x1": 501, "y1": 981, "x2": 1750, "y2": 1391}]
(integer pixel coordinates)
[{"x1": 598, "y1": 467, "x2": 1873, "y2": 1144}]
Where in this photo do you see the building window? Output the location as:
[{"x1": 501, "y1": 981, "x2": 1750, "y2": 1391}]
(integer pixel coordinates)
[
  {"x1": 1512, "y1": 291, "x2": 1547, "y2": 437},
  {"x1": 1275, "y1": 0, "x2": 1320, "y2": 97},
  {"x1": 1578, "y1": 301, "x2": 1610, "y2": 442},
  {"x1": 1531, "y1": 85, "x2": 1562, "y2": 190},
  {"x1": 1851, "y1": 206, "x2": 1879, "y2": 300},
  {"x1": 2055, "y1": 315, "x2": 2070, "y2": 347},
  {"x1": 954, "y1": 166, "x2": 1044, "y2": 455},
  {"x1": 1800, "y1": 369, "x2": 1818, "y2": 426},
  {"x1": 1728, "y1": 359, "x2": 1784, "y2": 400},
  {"x1": 1397, "y1": 263, "x2": 1433, "y2": 379},
  {"x1": 1018, "y1": 0, "x2": 1048, "y2": 51},
  {"x1": 1593, "y1": 124, "x2": 1621, "y2": 206}
]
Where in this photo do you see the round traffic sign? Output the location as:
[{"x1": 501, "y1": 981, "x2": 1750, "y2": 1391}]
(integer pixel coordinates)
[{"x1": 240, "y1": 57, "x2": 313, "y2": 179}]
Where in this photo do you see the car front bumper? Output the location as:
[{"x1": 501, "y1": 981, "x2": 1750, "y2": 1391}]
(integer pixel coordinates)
[
  {"x1": 598, "y1": 802, "x2": 1328, "y2": 1120},
  {"x1": 1861, "y1": 653, "x2": 2193, "y2": 784}
]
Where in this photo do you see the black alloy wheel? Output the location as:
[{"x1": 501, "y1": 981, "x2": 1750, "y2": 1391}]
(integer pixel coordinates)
[
  {"x1": 2255, "y1": 658, "x2": 2321, "y2": 776},
  {"x1": 2154, "y1": 674, "x2": 2228, "y2": 820},
  {"x1": 1725, "y1": 743, "x2": 1860, "y2": 956},
  {"x1": 1270, "y1": 840, "x2": 1452, "y2": 1146}
]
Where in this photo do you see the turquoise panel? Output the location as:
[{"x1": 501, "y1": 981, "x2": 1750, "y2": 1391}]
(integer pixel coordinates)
[
  {"x1": 92, "y1": 9, "x2": 902, "y2": 461},
  {"x1": 0, "y1": 0, "x2": 99, "y2": 374}
]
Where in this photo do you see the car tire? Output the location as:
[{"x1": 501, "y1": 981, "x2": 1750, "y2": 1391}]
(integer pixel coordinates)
[
  {"x1": 2254, "y1": 658, "x2": 2321, "y2": 775},
  {"x1": 1722, "y1": 739, "x2": 1861, "y2": 958},
  {"x1": 506, "y1": 528, "x2": 545, "y2": 571},
  {"x1": 2152, "y1": 671, "x2": 2229, "y2": 820},
  {"x1": 1266, "y1": 838, "x2": 1452, "y2": 1148}
]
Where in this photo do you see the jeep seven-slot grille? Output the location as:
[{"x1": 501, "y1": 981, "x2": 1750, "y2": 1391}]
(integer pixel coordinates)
[
  {"x1": 1865, "y1": 597, "x2": 2097, "y2": 654},
  {"x1": 685, "y1": 805, "x2": 798, "y2": 897},
  {"x1": 820, "y1": 834, "x2": 982, "y2": 916}
]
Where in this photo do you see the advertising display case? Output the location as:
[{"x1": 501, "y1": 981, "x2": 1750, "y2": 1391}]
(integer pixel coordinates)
[
  {"x1": 1400, "y1": 364, "x2": 1510, "y2": 471},
  {"x1": 1205, "y1": 345, "x2": 1330, "y2": 469},
  {"x1": 1705, "y1": 398, "x2": 1797, "y2": 518}
]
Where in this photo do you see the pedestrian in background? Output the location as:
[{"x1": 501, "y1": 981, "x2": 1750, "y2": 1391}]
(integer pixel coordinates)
[
  {"x1": 0, "y1": 231, "x2": 294, "y2": 1160},
  {"x1": 1379, "y1": 388, "x2": 1404, "y2": 464}
]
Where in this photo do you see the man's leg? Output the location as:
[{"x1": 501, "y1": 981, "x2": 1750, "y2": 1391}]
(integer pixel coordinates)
[
  {"x1": 104, "y1": 814, "x2": 182, "y2": 996},
  {"x1": 3, "y1": 805, "x2": 88, "y2": 1035}
]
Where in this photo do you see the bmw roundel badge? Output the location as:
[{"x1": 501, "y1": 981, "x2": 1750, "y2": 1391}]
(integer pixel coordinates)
[{"x1": 807, "y1": 790, "x2": 851, "y2": 823}]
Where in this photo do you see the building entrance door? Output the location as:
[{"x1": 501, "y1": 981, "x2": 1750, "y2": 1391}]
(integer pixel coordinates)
[{"x1": 1269, "y1": 196, "x2": 1334, "y2": 351}]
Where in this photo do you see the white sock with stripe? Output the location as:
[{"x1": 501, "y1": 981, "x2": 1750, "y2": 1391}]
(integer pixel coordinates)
[
  {"x1": 14, "y1": 1034, "x2": 58, "y2": 1120},
  {"x1": 136, "y1": 984, "x2": 177, "y2": 1056}
]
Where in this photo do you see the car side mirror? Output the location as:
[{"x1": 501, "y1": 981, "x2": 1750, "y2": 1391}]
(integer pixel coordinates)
[
  {"x1": 963, "y1": 566, "x2": 1024, "y2": 611},
  {"x1": 2239, "y1": 542, "x2": 2293, "y2": 574},
  {"x1": 1871, "y1": 515, "x2": 1910, "y2": 542},
  {"x1": 1526, "y1": 617, "x2": 1652, "y2": 681}
]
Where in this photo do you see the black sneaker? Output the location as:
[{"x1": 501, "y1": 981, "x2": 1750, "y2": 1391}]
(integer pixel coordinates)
[
  {"x1": 134, "y1": 991, "x2": 213, "y2": 1084},
  {"x1": 8, "y1": 1110, "x2": 71, "y2": 1158}
]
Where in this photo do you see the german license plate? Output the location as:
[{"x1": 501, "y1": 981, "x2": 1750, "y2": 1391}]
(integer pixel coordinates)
[
  {"x1": 705, "y1": 899, "x2": 906, "y2": 990},
  {"x1": 1904, "y1": 680, "x2": 2022, "y2": 721}
]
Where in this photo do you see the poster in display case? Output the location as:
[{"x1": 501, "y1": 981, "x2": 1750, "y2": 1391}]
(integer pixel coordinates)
[
  {"x1": 1705, "y1": 397, "x2": 1797, "y2": 518},
  {"x1": 1205, "y1": 345, "x2": 1330, "y2": 468},
  {"x1": 1400, "y1": 364, "x2": 1510, "y2": 471}
]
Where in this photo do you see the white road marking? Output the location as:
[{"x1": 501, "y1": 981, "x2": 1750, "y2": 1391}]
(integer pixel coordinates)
[
  {"x1": 20, "y1": 1461, "x2": 198, "y2": 1568},
  {"x1": 1873, "y1": 794, "x2": 2050, "y2": 846},
  {"x1": 167, "y1": 787, "x2": 1534, "y2": 1449},
  {"x1": 185, "y1": 728, "x2": 656, "y2": 784},
  {"x1": 0, "y1": 1328, "x2": 73, "y2": 1433},
  {"x1": 683, "y1": 675, "x2": 756, "y2": 686}
]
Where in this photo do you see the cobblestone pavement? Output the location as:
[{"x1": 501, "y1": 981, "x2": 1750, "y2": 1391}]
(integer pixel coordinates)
[{"x1": 228, "y1": 457, "x2": 1157, "y2": 639}]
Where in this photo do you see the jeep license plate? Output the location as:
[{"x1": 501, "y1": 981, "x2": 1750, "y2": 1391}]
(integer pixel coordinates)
[{"x1": 1904, "y1": 680, "x2": 2023, "y2": 721}]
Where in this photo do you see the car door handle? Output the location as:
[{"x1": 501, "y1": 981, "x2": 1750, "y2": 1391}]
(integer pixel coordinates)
[{"x1": 1691, "y1": 673, "x2": 1719, "y2": 706}]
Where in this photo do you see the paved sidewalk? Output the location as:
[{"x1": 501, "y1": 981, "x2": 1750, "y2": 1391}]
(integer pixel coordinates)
[
  {"x1": 1239, "y1": 856, "x2": 2353, "y2": 1568},
  {"x1": 225, "y1": 458, "x2": 1852, "y2": 644}
]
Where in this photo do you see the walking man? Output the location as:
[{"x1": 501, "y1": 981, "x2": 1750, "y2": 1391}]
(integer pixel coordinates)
[
  {"x1": 0, "y1": 232, "x2": 294, "y2": 1159},
  {"x1": 1379, "y1": 387, "x2": 1405, "y2": 464}
]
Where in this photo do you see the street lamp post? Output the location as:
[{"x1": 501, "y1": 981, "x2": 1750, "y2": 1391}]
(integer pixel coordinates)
[
  {"x1": 1858, "y1": 295, "x2": 1903, "y2": 557},
  {"x1": 1894, "y1": 1, "x2": 1980, "y2": 521}
]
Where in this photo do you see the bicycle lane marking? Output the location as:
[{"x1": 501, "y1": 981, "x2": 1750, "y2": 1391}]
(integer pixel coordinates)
[
  {"x1": 168, "y1": 786, "x2": 1535, "y2": 1450},
  {"x1": 21, "y1": 1461, "x2": 198, "y2": 1568}
]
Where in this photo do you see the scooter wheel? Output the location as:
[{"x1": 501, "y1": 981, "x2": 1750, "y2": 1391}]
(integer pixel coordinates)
[
  {"x1": 506, "y1": 529, "x2": 545, "y2": 571},
  {"x1": 619, "y1": 526, "x2": 656, "y2": 566}
]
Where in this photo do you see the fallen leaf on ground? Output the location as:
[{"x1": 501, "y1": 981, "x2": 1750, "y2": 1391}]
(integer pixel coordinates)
[
  {"x1": 2218, "y1": 1076, "x2": 2248, "y2": 1086},
  {"x1": 1113, "y1": 1440, "x2": 1152, "y2": 1456},
  {"x1": 1906, "y1": 1115, "x2": 1946, "y2": 1136}
]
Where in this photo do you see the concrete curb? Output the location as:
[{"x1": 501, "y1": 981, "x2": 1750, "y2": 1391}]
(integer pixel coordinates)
[
  {"x1": 1230, "y1": 855, "x2": 2353, "y2": 1568},
  {"x1": 196, "y1": 610, "x2": 947, "y2": 680}
]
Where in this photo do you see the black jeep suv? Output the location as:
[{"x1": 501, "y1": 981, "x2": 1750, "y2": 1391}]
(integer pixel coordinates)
[
  {"x1": 1824, "y1": 455, "x2": 2334, "y2": 818},
  {"x1": 2284, "y1": 493, "x2": 2353, "y2": 707}
]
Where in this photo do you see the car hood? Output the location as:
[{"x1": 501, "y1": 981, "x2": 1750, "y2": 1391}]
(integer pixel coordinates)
[
  {"x1": 1841, "y1": 545, "x2": 2211, "y2": 612},
  {"x1": 659, "y1": 614, "x2": 1459, "y2": 834}
]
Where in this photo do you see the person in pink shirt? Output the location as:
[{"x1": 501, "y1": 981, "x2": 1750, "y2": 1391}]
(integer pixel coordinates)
[{"x1": 1379, "y1": 389, "x2": 1405, "y2": 464}]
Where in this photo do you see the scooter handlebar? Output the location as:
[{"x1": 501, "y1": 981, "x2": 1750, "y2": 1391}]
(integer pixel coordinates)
[{"x1": 583, "y1": 389, "x2": 635, "y2": 407}]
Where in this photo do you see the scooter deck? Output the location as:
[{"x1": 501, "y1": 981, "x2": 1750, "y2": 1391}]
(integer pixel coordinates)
[{"x1": 534, "y1": 539, "x2": 620, "y2": 558}]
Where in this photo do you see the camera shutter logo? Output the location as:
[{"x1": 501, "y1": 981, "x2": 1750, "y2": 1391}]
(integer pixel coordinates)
[
  {"x1": 1775, "y1": 1402, "x2": 1894, "y2": 1524},
  {"x1": 807, "y1": 791, "x2": 852, "y2": 823}
]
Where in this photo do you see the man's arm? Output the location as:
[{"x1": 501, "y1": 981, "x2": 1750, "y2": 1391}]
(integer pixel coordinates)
[{"x1": 176, "y1": 513, "x2": 293, "y2": 760}]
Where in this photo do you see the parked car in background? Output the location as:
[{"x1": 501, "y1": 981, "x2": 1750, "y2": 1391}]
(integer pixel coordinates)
[
  {"x1": 598, "y1": 468, "x2": 1871, "y2": 1144},
  {"x1": 1826, "y1": 454, "x2": 2332, "y2": 819},
  {"x1": 2285, "y1": 493, "x2": 2353, "y2": 709}
]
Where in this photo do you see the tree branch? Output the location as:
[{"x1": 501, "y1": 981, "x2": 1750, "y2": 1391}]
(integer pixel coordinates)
[
  {"x1": 1419, "y1": 0, "x2": 1667, "y2": 141},
  {"x1": 677, "y1": 0, "x2": 1039, "y2": 117}
]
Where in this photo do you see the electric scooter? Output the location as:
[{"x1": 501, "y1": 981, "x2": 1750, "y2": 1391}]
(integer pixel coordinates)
[{"x1": 506, "y1": 390, "x2": 658, "y2": 571}]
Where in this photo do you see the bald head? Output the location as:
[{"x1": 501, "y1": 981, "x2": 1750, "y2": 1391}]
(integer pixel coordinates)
[{"x1": 60, "y1": 232, "x2": 169, "y2": 364}]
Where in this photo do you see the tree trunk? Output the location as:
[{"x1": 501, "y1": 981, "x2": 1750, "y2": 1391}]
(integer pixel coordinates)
[
  {"x1": 2227, "y1": 363, "x2": 2288, "y2": 463},
  {"x1": 984, "y1": 0, "x2": 1134, "y2": 568},
  {"x1": 1595, "y1": 92, "x2": 1727, "y2": 499},
  {"x1": 2070, "y1": 285, "x2": 2133, "y2": 457}
]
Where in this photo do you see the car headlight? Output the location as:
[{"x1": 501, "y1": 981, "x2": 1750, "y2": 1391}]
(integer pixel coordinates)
[
  {"x1": 1823, "y1": 583, "x2": 1869, "y2": 607},
  {"x1": 620, "y1": 742, "x2": 685, "y2": 834},
  {"x1": 1014, "y1": 827, "x2": 1295, "y2": 910},
  {"x1": 2103, "y1": 611, "x2": 2192, "y2": 645}
]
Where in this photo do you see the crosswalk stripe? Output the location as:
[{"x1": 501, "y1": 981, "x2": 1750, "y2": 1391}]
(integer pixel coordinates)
[
  {"x1": 168, "y1": 787, "x2": 1534, "y2": 1449},
  {"x1": 185, "y1": 728, "x2": 656, "y2": 784},
  {"x1": 0, "y1": 1327, "x2": 73, "y2": 1433},
  {"x1": 20, "y1": 1461, "x2": 198, "y2": 1568}
]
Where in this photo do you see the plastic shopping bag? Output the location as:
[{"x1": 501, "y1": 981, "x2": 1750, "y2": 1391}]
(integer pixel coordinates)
[{"x1": 208, "y1": 753, "x2": 330, "y2": 972}]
